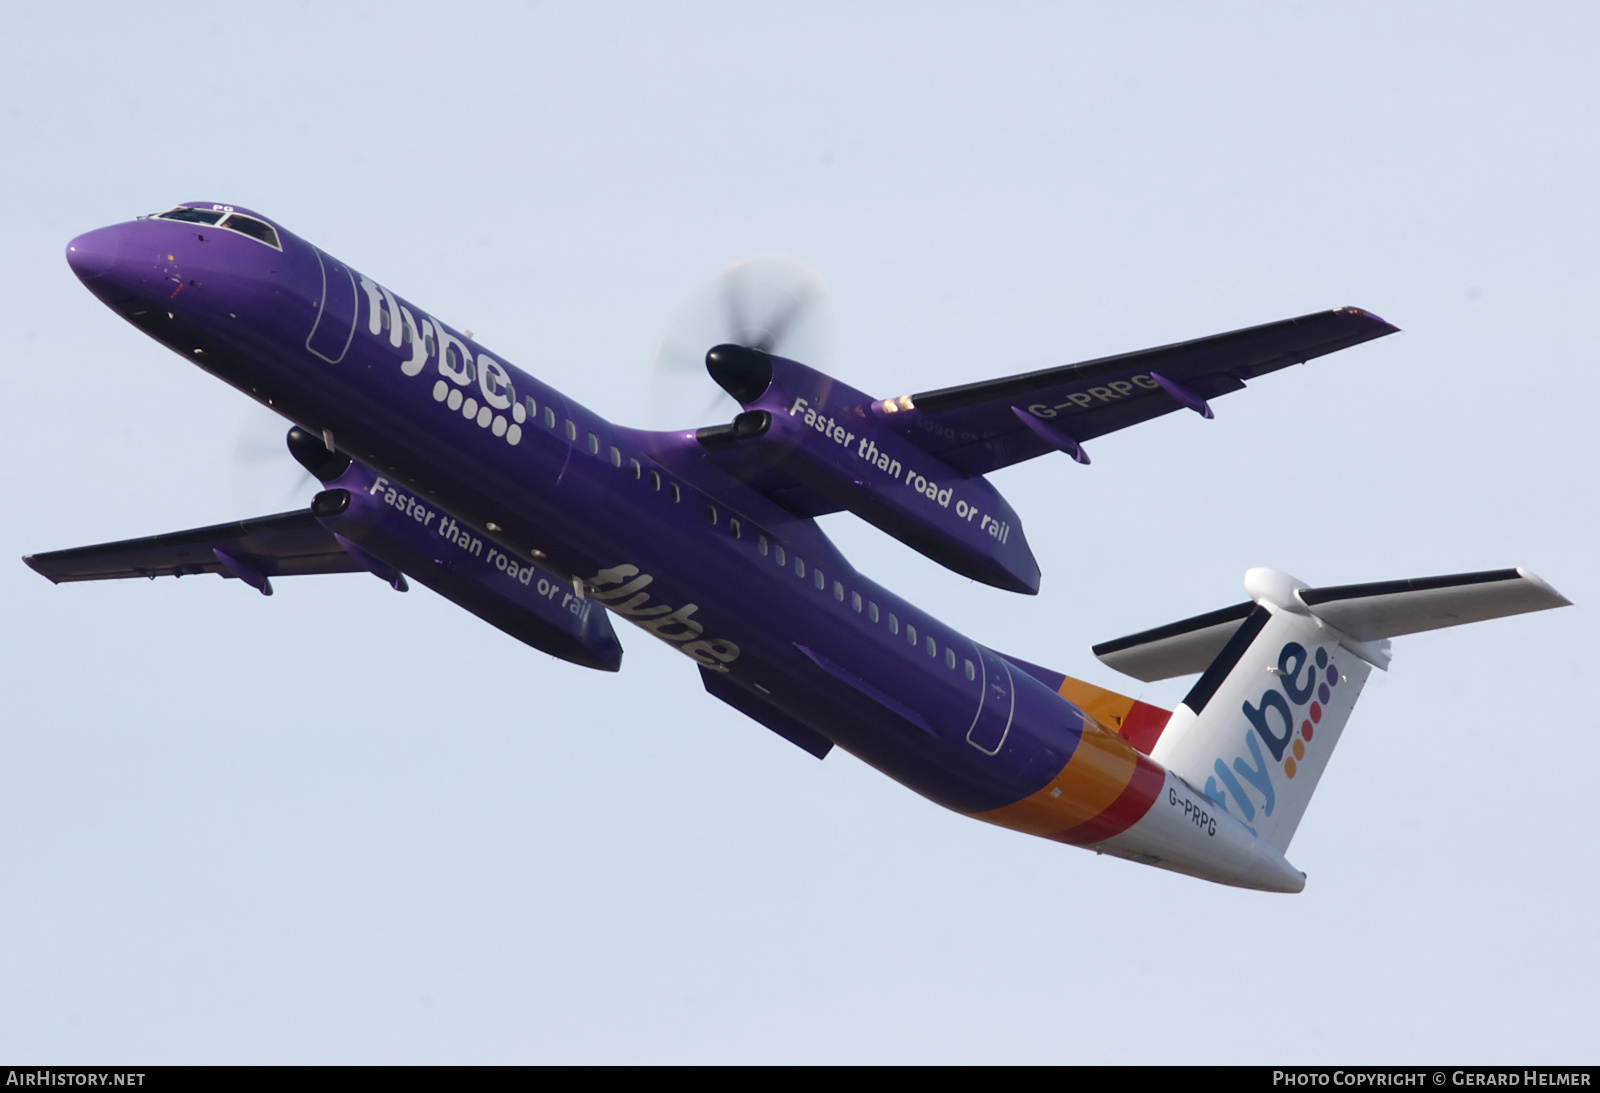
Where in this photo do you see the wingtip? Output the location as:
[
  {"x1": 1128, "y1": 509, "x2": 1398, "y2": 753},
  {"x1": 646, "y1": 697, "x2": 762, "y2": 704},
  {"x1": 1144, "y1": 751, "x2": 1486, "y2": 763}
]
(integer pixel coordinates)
[
  {"x1": 1515, "y1": 567, "x2": 1574, "y2": 608},
  {"x1": 1340, "y1": 305, "x2": 1401, "y2": 334},
  {"x1": 20, "y1": 554, "x2": 61, "y2": 584}
]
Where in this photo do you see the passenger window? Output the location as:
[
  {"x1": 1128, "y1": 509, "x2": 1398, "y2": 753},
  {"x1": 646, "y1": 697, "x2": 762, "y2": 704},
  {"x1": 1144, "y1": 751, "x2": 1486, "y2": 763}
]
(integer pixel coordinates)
[
  {"x1": 587, "y1": 432, "x2": 600, "y2": 455},
  {"x1": 813, "y1": 569, "x2": 825, "y2": 590},
  {"x1": 609, "y1": 446, "x2": 622, "y2": 467},
  {"x1": 730, "y1": 519, "x2": 741, "y2": 539},
  {"x1": 707, "y1": 505, "x2": 718, "y2": 525},
  {"x1": 649, "y1": 469, "x2": 661, "y2": 491},
  {"x1": 888, "y1": 613, "x2": 899, "y2": 635},
  {"x1": 869, "y1": 602, "x2": 880, "y2": 623},
  {"x1": 775, "y1": 545, "x2": 786, "y2": 566},
  {"x1": 446, "y1": 345, "x2": 475, "y2": 383},
  {"x1": 834, "y1": 581, "x2": 845, "y2": 603},
  {"x1": 964, "y1": 659, "x2": 976, "y2": 681},
  {"x1": 794, "y1": 556, "x2": 805, "y2": 578},
  {"x1": 758, "y1": 535, "x2": 769, "y2": 557},
  {"x1": 926, "y1": 636, "x2": 937, "y2": 657},
  {"x1": 851, "y1": 591, "x2": 862, "y2": 612},
  {"x1": 564, "y1": 419, "x2": 577, "y2": 441},
  {"x1": 945, "y1": 648, "x2": 956, "y2": 669},
  {"x1": 542, "y1": 406, "x2": 556, "y2": 428},
  {"x1": 629, "y1": 458, "x2": 642, "y2": 479},
  {"x1": 907, "y1": 623, "x2": 917, "y2": 645},
  {"x1": 669, "y1": 482, "x2": 681, "y2": 503}
]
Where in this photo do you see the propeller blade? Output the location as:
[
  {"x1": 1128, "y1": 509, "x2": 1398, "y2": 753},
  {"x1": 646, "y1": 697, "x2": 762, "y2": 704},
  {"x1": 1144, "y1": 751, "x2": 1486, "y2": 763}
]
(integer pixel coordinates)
[
  {"x1": 643, "y1": 256, "x2": 834, "y2": 430},
  {"x1": 228, "y1": 404, "x2": 318, "y2": 510}
]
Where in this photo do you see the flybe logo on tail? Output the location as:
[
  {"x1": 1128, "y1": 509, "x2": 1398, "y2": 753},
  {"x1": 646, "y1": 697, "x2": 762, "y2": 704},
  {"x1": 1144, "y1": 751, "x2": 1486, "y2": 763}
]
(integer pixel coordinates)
[{"x1": 1205, "y1": 641, "x2": 1341, "y2": 825}]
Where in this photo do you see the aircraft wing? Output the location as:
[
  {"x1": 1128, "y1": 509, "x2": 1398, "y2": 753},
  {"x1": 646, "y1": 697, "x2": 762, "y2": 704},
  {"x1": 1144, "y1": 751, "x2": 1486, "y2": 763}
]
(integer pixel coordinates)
[
  {"x1": 889, "y1": 307, "x2": 1399, "y2": 476},
  {"x1": 24, "y1": 510, "x2": 363, "y2": 585}
]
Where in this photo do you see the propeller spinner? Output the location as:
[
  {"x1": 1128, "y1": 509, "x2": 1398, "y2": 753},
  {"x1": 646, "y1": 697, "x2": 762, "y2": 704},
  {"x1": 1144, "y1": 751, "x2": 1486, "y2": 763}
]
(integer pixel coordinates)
[{"x1": 644, "y1": 256, "x2": 833, "y2": 430}]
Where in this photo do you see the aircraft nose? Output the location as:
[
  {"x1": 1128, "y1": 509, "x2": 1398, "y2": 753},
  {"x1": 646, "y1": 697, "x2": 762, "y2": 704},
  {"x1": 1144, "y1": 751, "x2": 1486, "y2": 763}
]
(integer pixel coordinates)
[{"x1": 65, "y1": 226, "x2": 123, "y2": 282}]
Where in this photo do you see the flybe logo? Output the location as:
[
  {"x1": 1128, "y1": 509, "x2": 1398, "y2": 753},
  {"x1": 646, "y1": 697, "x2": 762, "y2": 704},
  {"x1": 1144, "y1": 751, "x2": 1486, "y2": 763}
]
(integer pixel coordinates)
[
  {"x1": 588, "y1": 564, "x2": 741, "y2": 672},
  {"x1": 1205, "y1": 641, "x2": 1342, "y2": 826},
  {"x1": 357, "y1": 276, "x2": 529, "y2": 448}
]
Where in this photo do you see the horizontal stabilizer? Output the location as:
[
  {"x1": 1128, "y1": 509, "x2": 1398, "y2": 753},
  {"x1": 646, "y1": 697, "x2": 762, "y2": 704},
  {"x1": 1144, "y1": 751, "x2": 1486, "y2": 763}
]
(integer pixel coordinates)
[
  {"x1": 1095, "y1": 567, "x2": 1570, "y2": 682},
  {"x1": 1091, "y1": 602, "x2": 1253, "y2": 683},
  {"x1": 24, "y1": 510, "x2": 362, "y2": 584},
  {"x1": 1298, "y1": 568, "x2": 1570, "y2": 641}
]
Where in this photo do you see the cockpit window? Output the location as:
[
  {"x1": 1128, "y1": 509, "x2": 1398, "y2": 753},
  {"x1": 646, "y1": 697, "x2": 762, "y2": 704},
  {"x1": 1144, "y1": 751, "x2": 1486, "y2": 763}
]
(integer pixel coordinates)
[
  {"x1": 154, "y1": 207, "x2": 226, "y2": 226},
  {"x1": 150, "y1": 206, "x2": 283, "y2": 250},
  {"x1": 219, "y1": 214, "x2": 281, "y2": 248}
]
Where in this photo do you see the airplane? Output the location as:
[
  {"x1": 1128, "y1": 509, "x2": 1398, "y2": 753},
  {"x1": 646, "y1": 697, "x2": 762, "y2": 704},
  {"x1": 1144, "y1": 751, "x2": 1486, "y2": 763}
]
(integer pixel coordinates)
[{"x1": 26, "y1": 201, "x2": 1571, "y2": 893}]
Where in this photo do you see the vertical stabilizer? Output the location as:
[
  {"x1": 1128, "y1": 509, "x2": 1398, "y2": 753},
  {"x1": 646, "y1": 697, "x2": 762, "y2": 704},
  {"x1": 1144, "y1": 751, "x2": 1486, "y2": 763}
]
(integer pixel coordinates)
[
  {"x1": 1149, "y1": 589, "x2": 1372, "y2": 852},
  {"x1": 1097, "y1": 567, "x2": 1569, "y2": 854}
]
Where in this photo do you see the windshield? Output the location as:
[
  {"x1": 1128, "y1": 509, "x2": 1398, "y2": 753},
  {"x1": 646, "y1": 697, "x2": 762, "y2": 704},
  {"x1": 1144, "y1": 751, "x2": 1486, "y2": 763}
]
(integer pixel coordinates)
[{"x1": 151, "y1": 206, "x2": 282, "y2": 250}]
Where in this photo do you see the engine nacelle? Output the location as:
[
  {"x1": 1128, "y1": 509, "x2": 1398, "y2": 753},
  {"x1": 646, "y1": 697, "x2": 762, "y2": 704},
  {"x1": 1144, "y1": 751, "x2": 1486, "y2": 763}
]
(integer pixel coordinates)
[
  {"x1": 311, "y1": 464, "x2": 623, "y2": 672},
  {"x1": 703, "y1": 346, "x2": 1042, "y2": 594}
]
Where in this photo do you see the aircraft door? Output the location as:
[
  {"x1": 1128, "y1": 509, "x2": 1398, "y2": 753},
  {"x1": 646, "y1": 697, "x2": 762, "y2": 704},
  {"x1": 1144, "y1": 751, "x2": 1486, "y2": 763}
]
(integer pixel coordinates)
[
  {"x1": 966, "y1": 646, "x2": 1016, "y2": 756},
  {"x1": 306, "y1": 247, "x2": 358, "y2": 364}
]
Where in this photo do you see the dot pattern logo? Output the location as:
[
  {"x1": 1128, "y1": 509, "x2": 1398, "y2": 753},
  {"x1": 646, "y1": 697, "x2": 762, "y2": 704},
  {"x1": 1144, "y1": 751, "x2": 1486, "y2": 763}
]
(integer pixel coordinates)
[
  {"x1": 433, "y1": 378, "x2": 525, "y2": 446},
  {"x1": 1284, "y1": 648, "x2": 1340, "y2": 779}
]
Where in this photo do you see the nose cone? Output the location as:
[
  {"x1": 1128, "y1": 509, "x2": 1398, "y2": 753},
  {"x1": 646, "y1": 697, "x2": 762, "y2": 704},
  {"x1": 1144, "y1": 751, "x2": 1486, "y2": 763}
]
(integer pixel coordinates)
[{"x1": 66, "y1": 226, "x2": 124, "y2": 282}]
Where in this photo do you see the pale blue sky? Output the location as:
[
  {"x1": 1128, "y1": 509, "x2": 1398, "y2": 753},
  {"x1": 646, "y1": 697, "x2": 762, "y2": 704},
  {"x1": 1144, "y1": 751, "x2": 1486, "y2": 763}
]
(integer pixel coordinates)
[{"x1": 2, "y1": 2, "x2": 1595, "y2": 1063}]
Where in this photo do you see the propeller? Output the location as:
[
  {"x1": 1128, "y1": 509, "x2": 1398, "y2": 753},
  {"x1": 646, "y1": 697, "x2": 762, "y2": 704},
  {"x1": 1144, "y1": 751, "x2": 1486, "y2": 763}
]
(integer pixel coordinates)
[
  {"x1": 644, "y1": 256, "x2": 833, "y2": 430},
  {"x1": 227, "y1": 403, "x2": 319, "y2": 512}
]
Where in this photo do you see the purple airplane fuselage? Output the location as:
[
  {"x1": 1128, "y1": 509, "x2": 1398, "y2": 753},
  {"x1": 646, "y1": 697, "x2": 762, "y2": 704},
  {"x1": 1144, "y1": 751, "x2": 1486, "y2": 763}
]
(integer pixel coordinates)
[{"x1": 50, "y1": 201, "x2": 1404, "y2": 892}]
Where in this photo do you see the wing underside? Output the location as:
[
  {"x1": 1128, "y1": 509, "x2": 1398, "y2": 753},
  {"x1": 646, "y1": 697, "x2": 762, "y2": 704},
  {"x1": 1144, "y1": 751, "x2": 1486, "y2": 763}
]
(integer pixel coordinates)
[
  {"x1": 23, "y1": 510, "x2": 361, "y2": 584},
  {"x1": 892, "y1": 307, "x2": 1399, "y2": 476}
]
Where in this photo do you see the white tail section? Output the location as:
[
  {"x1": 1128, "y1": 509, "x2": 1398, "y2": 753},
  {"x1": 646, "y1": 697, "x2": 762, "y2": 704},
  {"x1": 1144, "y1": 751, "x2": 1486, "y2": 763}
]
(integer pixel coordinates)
[
  {"x1": 1099, "y1": 567, "x2": 1569, "y2": 854},
  {"x1": 1150, "y1": 600, "x2": 1371, "y2": 852}
]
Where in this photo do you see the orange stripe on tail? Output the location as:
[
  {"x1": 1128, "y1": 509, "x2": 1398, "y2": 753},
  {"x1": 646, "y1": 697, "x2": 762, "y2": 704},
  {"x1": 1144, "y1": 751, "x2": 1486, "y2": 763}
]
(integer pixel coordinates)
[{"x1": 971, "y1": 718, "x2": 1160, "y2": 841}]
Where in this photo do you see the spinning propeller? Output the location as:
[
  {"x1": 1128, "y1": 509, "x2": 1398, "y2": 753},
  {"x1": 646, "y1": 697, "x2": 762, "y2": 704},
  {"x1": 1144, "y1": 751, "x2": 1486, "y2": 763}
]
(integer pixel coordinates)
[
  {"x1": 228, "y1": 403, "x2": 319, "y2": 512},
  {"x1": 230, "y1": 257, "x2": 837, "y2": 506},
  {"x1": 645, "y1": 256, "x2": 833, "y2": 430}
]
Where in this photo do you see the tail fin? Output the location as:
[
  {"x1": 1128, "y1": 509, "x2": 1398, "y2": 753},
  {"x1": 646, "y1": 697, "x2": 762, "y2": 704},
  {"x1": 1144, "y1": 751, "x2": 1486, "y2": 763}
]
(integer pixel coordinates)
[{"x1": 1092, "y1": 567, "x2": 1569, "y2": 853}]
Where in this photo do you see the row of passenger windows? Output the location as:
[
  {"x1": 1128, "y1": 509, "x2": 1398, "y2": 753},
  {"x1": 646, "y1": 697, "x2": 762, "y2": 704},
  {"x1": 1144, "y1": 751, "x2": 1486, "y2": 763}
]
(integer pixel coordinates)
[
  {"x1": 518, "y1": 390, "x2": 681, "y2": 499},
  {"x1": 708, "y1": 501, "x2": 976, "y2": 681},
  {"x1": 522, "y1": 388, "x2": 978, "y2": 685}
]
